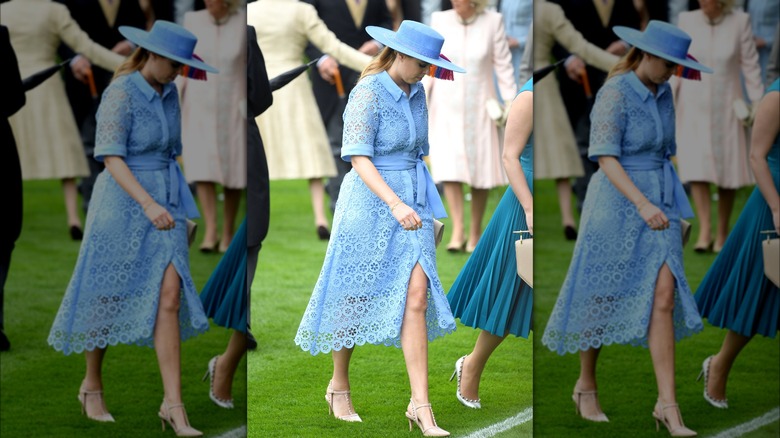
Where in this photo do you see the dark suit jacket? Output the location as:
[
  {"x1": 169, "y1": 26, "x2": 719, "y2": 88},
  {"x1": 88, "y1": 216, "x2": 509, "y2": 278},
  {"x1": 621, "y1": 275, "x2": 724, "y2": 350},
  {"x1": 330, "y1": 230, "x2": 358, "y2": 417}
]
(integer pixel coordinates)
[
  {"x1": 1, "y1": 25, "x2": 26, "y2": 250},
  {"x1": 551, "y1": 0, "x2": 640, "y2": 125},
  {"x1": 55, "y1": 0, "x2": 146, "y2": 128},
  {"x1": 247, "y1": 25, "x2": 273, "y2": 248},
  {"x1": 303, "y1": 0, "x2": 392, "y2": 123}
]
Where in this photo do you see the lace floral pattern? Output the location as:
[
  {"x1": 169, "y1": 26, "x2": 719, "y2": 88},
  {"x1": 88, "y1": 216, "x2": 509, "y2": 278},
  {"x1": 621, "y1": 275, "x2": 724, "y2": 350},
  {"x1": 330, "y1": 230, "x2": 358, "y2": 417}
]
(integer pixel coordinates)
[
  {"x1": 542, "y1": 73, "x2": 703, "y2": 355},
  {"x1": 48, "y1": 72, "x2": 209, "y2": 355},
  {"x1": 295, "y1": 73, "x2": 456, "y2": 355}
]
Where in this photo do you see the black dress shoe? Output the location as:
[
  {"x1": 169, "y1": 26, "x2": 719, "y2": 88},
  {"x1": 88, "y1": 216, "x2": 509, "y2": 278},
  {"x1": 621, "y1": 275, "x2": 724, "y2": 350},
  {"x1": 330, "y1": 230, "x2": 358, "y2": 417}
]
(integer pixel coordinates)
[
  {"x1": 69, "y1": 225, "x2": 83, "y2": 241},
  {"x1": 564, "y1": 225, "x2": 578, "y2": 241},
  {"x1": 0, "y1": 330, "x2": 10, "y2": 352},
  {"x1": 246, "y1": 329, "x2": 257, "y2": 351},
  {"x1": 316, "y1": 225, "x2": 330, "y2": 241}
]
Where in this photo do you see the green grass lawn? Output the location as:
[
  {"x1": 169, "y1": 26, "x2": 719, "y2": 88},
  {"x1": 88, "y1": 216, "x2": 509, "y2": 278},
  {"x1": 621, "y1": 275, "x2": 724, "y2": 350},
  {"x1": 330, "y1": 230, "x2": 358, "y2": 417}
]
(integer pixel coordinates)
[
  {"x1": 0, "y1": 180, "x2": 247, "y2": 437},
  {"x1": 533, "y1": 178, "x2": 780, "y2": 438},
  {"x1": 248, "y1": 180, "x2": 533, "y2": 437}
]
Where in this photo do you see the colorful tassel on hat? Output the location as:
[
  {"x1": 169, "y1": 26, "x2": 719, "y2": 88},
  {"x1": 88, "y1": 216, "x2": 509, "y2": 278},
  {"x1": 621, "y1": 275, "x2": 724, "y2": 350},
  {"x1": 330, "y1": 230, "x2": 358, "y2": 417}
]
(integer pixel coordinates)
[
  {"x1": 180, "y1": 54, "x2": 208, "y2": 80},
  {"x1": 674, "y1": 54, "x2": 701, "y2": 81},
  {"x1": 427, "y1": 54, "x2": 455, "y2": 81}
]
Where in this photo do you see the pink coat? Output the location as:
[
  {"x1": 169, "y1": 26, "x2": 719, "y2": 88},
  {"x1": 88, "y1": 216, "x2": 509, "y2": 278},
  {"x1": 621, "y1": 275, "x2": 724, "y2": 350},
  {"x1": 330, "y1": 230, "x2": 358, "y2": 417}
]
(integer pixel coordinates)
[
  {"x1": 425, "y1": 10, "x2": 517, "y2": 189},
  {"x1": 673, "y1": 10, "x2": 764, "y2": 188}
]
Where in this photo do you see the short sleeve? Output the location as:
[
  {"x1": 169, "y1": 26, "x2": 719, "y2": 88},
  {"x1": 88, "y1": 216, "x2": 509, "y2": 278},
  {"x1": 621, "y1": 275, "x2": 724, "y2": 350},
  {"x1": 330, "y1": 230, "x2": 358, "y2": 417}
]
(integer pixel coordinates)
[
  {"x1": 341, "y1": 81, "x2": 379, "y2": 161},
  {"x1": 588, "y1": 80, "x2": 625, "y2": 160},
  {"x1": 94, "y1": 80, "x2": 132, "y2": 161}
]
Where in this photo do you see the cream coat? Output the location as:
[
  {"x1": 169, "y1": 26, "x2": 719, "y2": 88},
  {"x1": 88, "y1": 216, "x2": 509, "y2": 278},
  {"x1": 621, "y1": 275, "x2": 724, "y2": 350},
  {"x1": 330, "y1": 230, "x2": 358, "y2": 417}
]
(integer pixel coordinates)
[
  {"x1": 2, "y1": 0, "x2": 124, "y2": 180},
  {"x1": 247, "y1": 0, "x2": 371, "y2": 180},
  {"x1": 533, "y1": 0, "x2": 618, "y2": 180},
  {"x1": 673, "y1": 10, "x2": 764, "y2": 188},
  {"x1": 425, "y1": 10, "x2": 516, "y2": 189},
  {"x1": 178, "y1": 9, "x2": 247, "y2": 188}
]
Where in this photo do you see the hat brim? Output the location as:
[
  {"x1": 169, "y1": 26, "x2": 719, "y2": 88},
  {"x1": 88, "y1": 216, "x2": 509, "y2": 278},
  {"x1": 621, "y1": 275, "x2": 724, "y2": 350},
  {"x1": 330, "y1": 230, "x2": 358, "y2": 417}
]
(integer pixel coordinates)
[
  {"x1": 365, "y1": 26, "x2": 466, "y2": 74},
  {"x1": 118, "y1": 26, "x2": 219, "y2": 73},
  {"x1": 613, "y1": 26, "x2": 713, "y2": 74}
]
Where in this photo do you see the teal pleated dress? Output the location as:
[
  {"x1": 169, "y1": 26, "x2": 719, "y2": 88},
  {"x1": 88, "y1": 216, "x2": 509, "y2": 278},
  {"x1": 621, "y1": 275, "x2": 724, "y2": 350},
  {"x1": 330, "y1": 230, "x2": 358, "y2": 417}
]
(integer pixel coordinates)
[
  {"x1": 694, "y1": 79, "x2": 780, "y2": 338},
  {"x1": 199, "y1": 218, "x2": 247, "y2": 333},
  {"x1": 446, "y1": 79, "x2": 533, "y2": 338}
]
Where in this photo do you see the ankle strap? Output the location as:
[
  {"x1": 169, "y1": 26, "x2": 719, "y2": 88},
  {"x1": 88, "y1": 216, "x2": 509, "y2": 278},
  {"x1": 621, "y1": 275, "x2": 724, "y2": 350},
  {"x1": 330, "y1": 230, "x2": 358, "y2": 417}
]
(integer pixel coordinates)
[{"x1": 80, "y1": 389, "x2": 104, "y2": 395}]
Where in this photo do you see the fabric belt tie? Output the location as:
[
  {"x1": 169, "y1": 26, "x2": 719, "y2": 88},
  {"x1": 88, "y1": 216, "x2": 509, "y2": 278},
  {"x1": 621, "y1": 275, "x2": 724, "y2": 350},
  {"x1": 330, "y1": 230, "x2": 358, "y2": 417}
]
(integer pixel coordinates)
[
  {"x1": 124, "y1": 154, "x2": 200, "y2": 219},
  {"x1": 619, "y1": 154, "x2": 693, "y2": 219},
  {"x1": 372, "y1": 154, "x2": 448, "y2": 219}
]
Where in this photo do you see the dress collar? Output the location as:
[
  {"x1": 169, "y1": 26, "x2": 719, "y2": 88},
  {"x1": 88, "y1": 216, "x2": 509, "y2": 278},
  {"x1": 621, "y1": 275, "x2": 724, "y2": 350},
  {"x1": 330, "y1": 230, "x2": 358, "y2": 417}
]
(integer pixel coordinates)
[
  {"x1": 377, "y1": 70, "x2": 421, "y2": 101},
  {"x1": 626, "y1": 70, "x2": 670, "y2": 102},
  {"x1": 129, "y1": 71, "x2": 175, "y2": 102}
]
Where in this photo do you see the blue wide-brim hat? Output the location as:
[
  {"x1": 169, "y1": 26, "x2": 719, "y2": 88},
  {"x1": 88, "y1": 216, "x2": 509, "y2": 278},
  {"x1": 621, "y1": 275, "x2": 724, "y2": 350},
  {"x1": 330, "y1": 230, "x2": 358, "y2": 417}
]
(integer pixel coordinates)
[
  {"x1": 119, "y1": 21, "x2": 218, "y2": 73},
  {"x1": 366, "y1": 20, "x2": 465, "y2": 74},
  {"x1": 613, "y1": 20, "x2": 713, "y2": 74}
]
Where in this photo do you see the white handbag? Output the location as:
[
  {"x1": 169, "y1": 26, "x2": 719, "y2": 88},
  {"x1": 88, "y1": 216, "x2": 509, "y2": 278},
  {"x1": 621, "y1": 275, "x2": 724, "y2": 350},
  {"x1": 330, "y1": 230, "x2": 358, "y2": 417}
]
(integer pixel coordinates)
[
  {"x1": 761, "y1": 231, "x2": 779, "y2": 288},
  {"x1": 433, "y1": 219, "x2": 444, "y2": 248},
  {"x1": 513, "y1": 230, "x2": 533, "y2": 288}
]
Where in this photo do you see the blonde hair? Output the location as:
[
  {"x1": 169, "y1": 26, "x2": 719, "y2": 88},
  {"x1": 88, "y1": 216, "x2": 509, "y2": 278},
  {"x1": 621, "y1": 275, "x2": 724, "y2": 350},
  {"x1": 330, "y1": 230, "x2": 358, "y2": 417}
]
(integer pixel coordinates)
[
  {"x1": 359, "y1": 47, "x2": 397, "y2": 80},
  {"x1": 607, "y1": 47, "x2": 644, "y2": 79},
  {"x1": 113, "y1": 47, "x2": 149, "y2": 80}
]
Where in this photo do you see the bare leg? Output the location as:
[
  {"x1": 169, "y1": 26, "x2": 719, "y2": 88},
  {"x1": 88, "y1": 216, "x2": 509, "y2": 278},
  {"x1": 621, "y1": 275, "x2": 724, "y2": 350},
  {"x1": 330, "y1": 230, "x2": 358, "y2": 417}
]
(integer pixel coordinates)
[
  {"x1": 714, "y1": 187, "x2": 736, "y2": 251},
  {"x1": 556, "y1": 178, "x2": 576, "y2": 228},
  {"x1": 708, "y1": 330, "x2": 751, "y2": 401},
  {"x1": 401, "y1": 264, "x2": 446, "y2": 433},
  {"x1": 444, "y1": 182, "x2": 465, "y2": 249},
  {"x1": 213, "y1": 330, "x2": 247, "y2": 402},
  {"x1": 220, "y1": 188, "x2": 242, "y2": 251},
  {"x1": 329, "y1": 347, "x2": 355, "y2": 417},
  {"x1": 468, "y1": 188, "x2": 489, "y2": 251},
  {"x1": 309, "y1": 178, "x2": 329, "y2": 228},
  {"x1": 154, "y1": 264, "x2": 197, "y2": 431},
  {"x1": 82, "y1": 347, "x2": 110, "y2": 417},
  {"x1": 648, "y1": 264, "x2": 692, "y2": 433},
  {"x1": 197, "y1": 182, "x2": 218, "y2": 249},
  {"x1": 63, "y1": 178, "x2": 82, "y2": 228},
  {"x1": 690, "y1": 182, "x2": 712, "y2": 249},
  {"x1": 460, "y1": 330, "x2": 507, "y2": 401},
  {"x1": 575, "y1": 347, "x2": 605, "y2": 419}
]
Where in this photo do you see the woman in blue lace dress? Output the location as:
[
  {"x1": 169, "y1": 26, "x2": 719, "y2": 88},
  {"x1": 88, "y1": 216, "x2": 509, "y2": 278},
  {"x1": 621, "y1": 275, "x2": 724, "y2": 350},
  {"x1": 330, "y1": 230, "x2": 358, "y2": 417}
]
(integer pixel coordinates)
[
  {"x1": 294, "y1": 21, "x2": 464, "y2": 436},
  {"x1": 541, "y1": 21, "x2": 712, "y2": 435},
  {"x1": 445, "y1": 79, "x2": 533, "y2": 409},
  {"x1": 693, "y1": 78, "x2": 780, "y2": 410},
  {"x1": 47, "y1": 21, "x2": 216, "y2": 436}
]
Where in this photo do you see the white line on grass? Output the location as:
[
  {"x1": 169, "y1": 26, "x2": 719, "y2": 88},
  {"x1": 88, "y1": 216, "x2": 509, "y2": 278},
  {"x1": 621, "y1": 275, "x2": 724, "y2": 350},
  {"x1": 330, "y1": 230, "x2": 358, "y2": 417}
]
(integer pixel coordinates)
[
  {"x1": 706, "y1": 407, "x2": 780, "y2": 438},
  {"x1": 211, "y1": 425, "x2": 247, "y2": 438},
  {"x1": 460, "y1": 407, "x2": 533, "y2": 438}
]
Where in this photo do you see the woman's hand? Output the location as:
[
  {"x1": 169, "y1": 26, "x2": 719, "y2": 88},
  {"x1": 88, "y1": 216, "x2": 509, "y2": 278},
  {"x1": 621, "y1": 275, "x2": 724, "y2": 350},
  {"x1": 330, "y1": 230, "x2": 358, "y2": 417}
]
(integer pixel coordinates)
[
  {"x1": 391, "y1": 202, "x2": 422, "y2": 231},
  {"x1": 772, "y1": 208, "x2": 780, "y2": 236},
  {"x1": 144, "y1": 202, "x2": 175, "y2": 231},
  {"x1": 638, "y1": 202, "x2": 669, "y2": 231},
  {"x1": 524, "y1": 208, "x2": 534, "y2": 235}
]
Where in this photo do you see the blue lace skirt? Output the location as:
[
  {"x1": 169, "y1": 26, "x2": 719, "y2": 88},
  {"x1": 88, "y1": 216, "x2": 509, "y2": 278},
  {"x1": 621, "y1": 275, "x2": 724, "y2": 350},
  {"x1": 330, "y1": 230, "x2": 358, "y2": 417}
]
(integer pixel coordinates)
[
  {"x1": 695, "y1": 170, "x2": 780, "y2": 338},
  {"x1": 48, "y1": 169, "x2": 210, "y2": 355},
  {"x1": 542, "y1": 168, "x2": 703, "y2": 355},
  {"x1": 294, "y1": 168, "x2": 456, "y2": 355},
  {"x1": 200, "y1": 218, "x2": 247, "y2": 333},
  {"x1": 447, "y1": 173, "x2": 533, "y2": 338}
]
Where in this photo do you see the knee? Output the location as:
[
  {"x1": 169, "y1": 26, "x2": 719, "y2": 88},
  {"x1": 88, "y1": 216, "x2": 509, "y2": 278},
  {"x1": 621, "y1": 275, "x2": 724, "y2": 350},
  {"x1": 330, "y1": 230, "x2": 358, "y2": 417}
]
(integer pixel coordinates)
[
  {"x1": 158, "y1": 286, "x2": 181, "y2": 314},
  {"x1": 653, "y1": 287, "x2": 675, "y2": 314},
  {"x1": 405, "y1": 287, "x2": 428, "y2": 314}
]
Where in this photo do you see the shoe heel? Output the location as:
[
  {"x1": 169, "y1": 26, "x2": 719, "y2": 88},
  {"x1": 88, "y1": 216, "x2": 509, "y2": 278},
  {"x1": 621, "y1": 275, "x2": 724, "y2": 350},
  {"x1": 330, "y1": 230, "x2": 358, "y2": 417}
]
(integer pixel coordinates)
[
  {"x1": 202, "y1": 369, "x2": 209, "y2": 382},
  {"x1": 449, "y1": 368, "x2": 456, "y2": 382},
  {"x1": 407, "y1": 416, "x2": 413, "y2": 432},
  {"x1": 161, "y1": 417, "x2": 166, "y2": 431},
  {"x1": 696, "y1": 369, "x2": 703, "y2": 382},
  {"x1": 655, "y1": 417, "x2": 660, "y2": 432}
]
